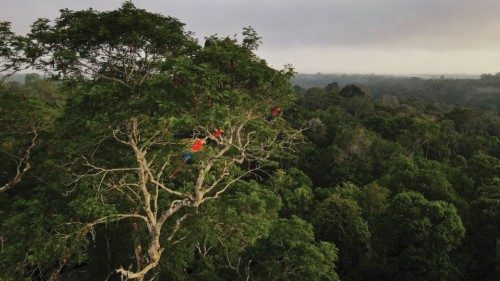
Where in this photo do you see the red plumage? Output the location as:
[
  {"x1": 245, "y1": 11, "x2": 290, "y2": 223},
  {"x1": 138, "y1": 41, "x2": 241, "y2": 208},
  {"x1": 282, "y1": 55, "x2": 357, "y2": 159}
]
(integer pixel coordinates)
[
  {"x1": 191, "y1": 139, "x2": 205, "y2": 152},
  {"x1": 271, "y1": 106, "x2": 281, "y2": 116},
  {"x1": 213, "y1": 129, "x2": 223, "y2": 138}
]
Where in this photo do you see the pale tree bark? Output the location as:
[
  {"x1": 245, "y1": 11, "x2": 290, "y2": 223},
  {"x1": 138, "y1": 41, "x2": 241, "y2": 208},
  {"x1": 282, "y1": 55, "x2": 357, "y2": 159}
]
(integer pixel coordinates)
[
  {"x1": 62, "y1": 113, "x2": 311, "y2": 280},
  {"x1": 0, "y1": 128, "x2": 37, "y2": 193}
]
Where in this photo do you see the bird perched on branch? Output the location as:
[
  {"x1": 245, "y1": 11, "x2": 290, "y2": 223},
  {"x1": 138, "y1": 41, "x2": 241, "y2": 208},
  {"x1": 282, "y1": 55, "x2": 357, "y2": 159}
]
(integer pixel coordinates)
[
  {"x1": 170, "y1": 138, "x2": 206, "y2": 178},
  {"x1": 207, "y1": 128, "x2": 224, "y2": 145},
  {"x1": 267, "y1": 106, "x2": 282, "y2": 122},
  {"x1": 190, "y1": 138, "x2": 206, "y2": 152}
]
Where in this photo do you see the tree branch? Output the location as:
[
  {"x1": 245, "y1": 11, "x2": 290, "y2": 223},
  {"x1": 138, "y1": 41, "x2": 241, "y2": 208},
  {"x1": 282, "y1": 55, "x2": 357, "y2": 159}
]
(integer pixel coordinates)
[{"x1": 0, "y1": 128, "x2": 37, "y2": 192}]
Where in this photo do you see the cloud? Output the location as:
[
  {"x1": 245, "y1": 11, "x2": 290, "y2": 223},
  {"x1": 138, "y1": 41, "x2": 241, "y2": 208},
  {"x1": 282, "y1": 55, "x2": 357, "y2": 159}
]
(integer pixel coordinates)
[
  {"x1": 259, "y1": 46, "x2": 500, "y2": 74},
  {"x1": 138, "y1": 0, "x2": 500, "y2": 50},
  {"x1": 1, "y1": 0, "x2": 499, "y2": 74}
]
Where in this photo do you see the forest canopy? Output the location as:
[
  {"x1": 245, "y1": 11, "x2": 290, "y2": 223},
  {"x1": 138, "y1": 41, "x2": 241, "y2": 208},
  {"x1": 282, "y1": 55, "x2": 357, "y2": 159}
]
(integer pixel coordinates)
[
  {"x1": 1, "y1": 2, "x2": 499, "y2": 281},
  {"x1": 293, "y1": 73, "x2": 500, "y2": 114}
]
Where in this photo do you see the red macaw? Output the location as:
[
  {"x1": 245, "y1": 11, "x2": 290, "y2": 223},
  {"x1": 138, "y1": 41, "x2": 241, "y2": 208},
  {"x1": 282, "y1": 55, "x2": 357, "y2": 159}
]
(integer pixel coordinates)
[
  {"x1": 270, "y1": 106, "x2": 282, "y2": 116},
  {"x1": 191, "y1": 138, "x2": 206, "y2": 152},
  {"x1": 213, "y1": 129, "x2": 224, "y2": 139},
  {"x1": 267, "y1": 106, "x2": 282, "y2": 122}
]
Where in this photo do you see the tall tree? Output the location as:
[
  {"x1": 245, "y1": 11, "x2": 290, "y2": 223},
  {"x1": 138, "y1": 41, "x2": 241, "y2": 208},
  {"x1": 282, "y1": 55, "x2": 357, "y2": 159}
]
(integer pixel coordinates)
[
  {"x1": 21, "y1": 3, "x2": 304, "y2": 280},
  {"x1": 0, "y1": 21, "x2": 29, "y2": 81}
]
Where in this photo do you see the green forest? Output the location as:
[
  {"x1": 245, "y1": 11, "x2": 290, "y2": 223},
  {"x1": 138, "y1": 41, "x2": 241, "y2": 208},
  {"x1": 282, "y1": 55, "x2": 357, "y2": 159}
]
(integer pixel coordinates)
[
  {"x1": 1, "y1": 3, "x2": 499, "y2": 281},
  {"x1": 293, "y1": 73, "x2": 500, "y2": 114}
]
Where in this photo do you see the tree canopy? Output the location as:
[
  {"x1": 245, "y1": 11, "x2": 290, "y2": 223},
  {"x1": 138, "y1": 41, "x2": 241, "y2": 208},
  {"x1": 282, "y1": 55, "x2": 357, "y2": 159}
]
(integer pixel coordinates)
[{"x1": 1, "y1": 2, "x2": 499, "y2": 281}]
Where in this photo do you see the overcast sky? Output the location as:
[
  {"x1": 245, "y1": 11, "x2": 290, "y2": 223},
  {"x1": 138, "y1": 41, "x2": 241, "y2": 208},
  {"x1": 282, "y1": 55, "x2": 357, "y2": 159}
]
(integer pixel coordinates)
[{"x1": 1, "y1": 0, "x2": 499, "y2": 74}]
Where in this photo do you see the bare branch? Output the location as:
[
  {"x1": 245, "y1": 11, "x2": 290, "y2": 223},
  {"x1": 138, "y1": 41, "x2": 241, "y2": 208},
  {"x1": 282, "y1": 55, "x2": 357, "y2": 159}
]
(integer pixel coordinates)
[
  {"x1": 63, "y1": 109, "x2": 307, "y2": 281},
  {"x1": 0, "y1": 128, "x2": 38, "y2": 192}
]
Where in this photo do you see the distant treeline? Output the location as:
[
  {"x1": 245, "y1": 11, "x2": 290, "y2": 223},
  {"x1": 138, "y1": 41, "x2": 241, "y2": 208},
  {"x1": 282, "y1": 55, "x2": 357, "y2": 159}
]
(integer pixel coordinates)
[{"x1": 293, "y1": 73, "x2": 500, "y2": 113}]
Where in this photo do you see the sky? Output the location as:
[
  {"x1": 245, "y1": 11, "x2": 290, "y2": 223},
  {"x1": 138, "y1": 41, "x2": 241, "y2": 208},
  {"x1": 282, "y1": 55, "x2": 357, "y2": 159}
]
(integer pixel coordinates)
[{"x1": 1, "y1": 0, "x2": 499, "y2": 75}]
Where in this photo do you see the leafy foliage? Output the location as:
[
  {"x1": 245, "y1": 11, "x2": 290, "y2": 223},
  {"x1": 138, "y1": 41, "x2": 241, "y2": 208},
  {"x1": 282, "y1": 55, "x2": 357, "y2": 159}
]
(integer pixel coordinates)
[{"x1": 1, "y1": 2, "x2": 499, "y2": 281}]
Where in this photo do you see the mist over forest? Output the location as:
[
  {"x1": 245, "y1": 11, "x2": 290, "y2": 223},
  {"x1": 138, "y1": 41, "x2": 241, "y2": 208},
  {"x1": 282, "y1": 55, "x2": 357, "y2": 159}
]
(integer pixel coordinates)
[{"x1": 293, "y1": 73, "x2": 500, "y2": 113}]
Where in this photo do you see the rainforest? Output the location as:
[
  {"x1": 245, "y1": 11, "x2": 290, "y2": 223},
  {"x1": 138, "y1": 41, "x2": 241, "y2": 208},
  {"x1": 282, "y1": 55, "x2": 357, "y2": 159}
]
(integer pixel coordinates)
[{"x1": 0, "y1": 2, "x2": 499, "y2": 281}]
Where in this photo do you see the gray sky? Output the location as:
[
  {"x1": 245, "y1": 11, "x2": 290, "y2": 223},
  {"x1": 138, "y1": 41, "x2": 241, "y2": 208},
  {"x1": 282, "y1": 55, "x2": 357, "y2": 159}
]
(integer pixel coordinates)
[{"x1": 1, "y1": 0, "x2": 499, "y2": 74}]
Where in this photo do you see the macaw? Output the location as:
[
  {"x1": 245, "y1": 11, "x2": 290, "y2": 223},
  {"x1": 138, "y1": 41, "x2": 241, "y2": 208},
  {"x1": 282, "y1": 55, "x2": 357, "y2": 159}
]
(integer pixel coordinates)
[
  {"x1": 213, "y1": 129, "x2": 224, "y2": 139},
  {"x1": 191, "y1": 138, "x2": 206, "y2": 152},
  {"x1": 182, "y1": 151, "x2": 194, "y2": 162},
  {"x1": 267, "y1": 106, "x2": 282, "y2": 122},
  {"x1": 170, "y1": 138, "x2": 206, "y2": 178},
  {"x1": 207, "y1": 129, "x2": 224, "y2": 146}
]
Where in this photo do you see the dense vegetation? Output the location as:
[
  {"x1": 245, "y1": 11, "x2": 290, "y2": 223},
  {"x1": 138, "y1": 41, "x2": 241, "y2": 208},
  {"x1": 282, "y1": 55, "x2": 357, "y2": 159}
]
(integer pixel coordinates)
[
  {"x1": 1, "y1": 3, "x2": 499, "y2": 281},
  {"x1": 293, "y1": 73, "x2": 500, "y2": 114}
]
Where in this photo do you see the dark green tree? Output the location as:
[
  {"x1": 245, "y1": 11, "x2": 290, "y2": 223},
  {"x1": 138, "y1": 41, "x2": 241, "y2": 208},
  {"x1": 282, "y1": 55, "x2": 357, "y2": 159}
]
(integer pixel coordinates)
[
  {"x1": 312, "y1": 192, "x2": 371, "y2": 280},
  {"x1": 244, "y1": 217, "x2": 341, "y2": 281},
  {"x1": 374, "y1": 192, "x2": 465, "y2": 281},
  {"x1": 0, "y1": 21, "x2": 29, "y2": 80},
  {"x1": 269, "y1": 168, "x2": 315, "y2": 217}
]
